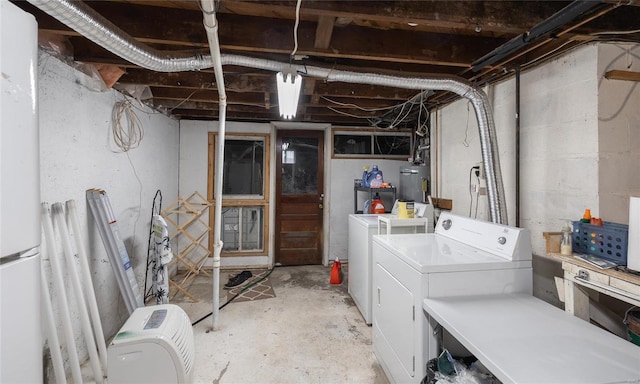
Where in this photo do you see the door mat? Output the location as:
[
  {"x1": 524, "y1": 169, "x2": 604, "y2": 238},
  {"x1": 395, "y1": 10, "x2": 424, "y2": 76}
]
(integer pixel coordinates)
[{"x1": 226, "y1": 270, "x2": 276, "y2": 303}]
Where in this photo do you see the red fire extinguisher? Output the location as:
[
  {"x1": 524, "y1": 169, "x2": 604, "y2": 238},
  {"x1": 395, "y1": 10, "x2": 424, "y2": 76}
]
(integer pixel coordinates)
[{"x1": 330, "y1": 257, "x2": 342, "y2": 284}]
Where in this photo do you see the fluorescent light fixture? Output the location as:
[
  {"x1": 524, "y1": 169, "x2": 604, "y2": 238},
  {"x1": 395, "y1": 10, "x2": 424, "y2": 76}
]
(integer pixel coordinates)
[{"x1": 276, "y1": 68, "x2": 302, "y2": 119}]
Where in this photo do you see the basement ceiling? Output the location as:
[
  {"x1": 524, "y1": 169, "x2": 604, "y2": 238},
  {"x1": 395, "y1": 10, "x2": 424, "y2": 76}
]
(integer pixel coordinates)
[{"x1": 14, "y1": 0, "x2": 640, "y2": 128}]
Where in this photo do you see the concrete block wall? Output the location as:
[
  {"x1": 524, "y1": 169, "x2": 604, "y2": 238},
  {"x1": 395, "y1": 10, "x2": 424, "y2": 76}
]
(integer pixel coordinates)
[
  {"x1": 434, "y1": 42, "x2": 640, "y2": 306},
  {"x1": 434, "y1": 44, "x2": 600, "y2": 256},
  {"x1": 597, "y1": 44, "x2": 640, "y2": 224},
  {"x1": 39, "y1": 52, "x2": 179, "y2": 369},
  {"x1": 518, "y1": 44, "x2": 600, "y2": 252}
]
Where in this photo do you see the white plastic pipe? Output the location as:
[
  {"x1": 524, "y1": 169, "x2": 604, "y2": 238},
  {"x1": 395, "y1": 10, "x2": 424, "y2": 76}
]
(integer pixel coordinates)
[
  {"x1": 66, "y1": 200, "x2": 108, "y2": 371},
  {"x1": 40, "y1": 258, "x2": 67, "y2": 384},
  {"x1": 41, "y1": 203, "x2": 83, "y2": 384},
  {"x1": 52, "y1": 203, "x2": 104, "y2": 383},
  {"x1": 201, "y1": 0, "x2": 227, "y2": 330}
]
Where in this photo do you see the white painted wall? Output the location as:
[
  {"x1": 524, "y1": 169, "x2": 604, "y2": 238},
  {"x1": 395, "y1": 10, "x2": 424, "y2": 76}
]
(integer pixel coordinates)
[
  {"x1": 39, "y1": 52, "x2": 179, "y2": 372},
  {"x1": 329, "y1": 158, "x2": 406, "y2": 261},
  {"x1": 597, "y1": 44, "x2": 640, "y2": 224}
]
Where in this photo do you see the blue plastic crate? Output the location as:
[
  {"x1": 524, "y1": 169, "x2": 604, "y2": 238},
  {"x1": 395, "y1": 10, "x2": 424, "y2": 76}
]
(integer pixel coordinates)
[{"x1": 572, "y1": 221, "x2": 628, "y2": 265}]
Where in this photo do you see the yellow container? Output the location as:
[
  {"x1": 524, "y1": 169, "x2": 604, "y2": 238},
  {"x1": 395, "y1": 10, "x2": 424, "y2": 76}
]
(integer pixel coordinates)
[{"x1": 397, "y1": 200, "x2": 414, "y2": 219}]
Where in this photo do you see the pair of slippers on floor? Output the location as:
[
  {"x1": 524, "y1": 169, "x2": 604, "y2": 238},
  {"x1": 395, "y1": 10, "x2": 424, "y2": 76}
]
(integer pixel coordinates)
[{"x1": 224, "y1": 270, "x2": 252, "y2": 289}]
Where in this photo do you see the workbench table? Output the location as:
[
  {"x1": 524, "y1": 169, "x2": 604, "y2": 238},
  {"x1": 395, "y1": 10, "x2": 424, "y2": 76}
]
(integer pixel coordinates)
[{"x1": 548, "y1": 253, "x2": 640, "y2": 321}]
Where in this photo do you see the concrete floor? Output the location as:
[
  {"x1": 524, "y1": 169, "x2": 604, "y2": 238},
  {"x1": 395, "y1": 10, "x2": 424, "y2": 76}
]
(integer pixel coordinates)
[{"x1": 171, "y1": 265, "x2": 389, "y2": 384}]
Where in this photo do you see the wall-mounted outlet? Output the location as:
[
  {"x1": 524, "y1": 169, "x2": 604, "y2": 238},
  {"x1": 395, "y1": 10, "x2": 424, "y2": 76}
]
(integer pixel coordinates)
[{"x1": 475, "y1": 161, "x2": 485, "y2": 180}]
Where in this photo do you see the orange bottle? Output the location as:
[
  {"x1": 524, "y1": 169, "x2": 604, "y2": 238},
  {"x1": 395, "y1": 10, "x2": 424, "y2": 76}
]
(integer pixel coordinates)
[
  {"x1": 581, "y1": 209, "x2": 592, "y2": 223},
  {"x1": 372, "y1": 194, "x2": 386, "y2": 214}
]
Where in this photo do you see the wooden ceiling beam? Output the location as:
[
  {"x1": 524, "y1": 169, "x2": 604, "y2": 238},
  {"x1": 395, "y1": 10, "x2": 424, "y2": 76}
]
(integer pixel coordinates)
[
  {"x1": 149, "y1": 87, "x2": 401, "y2": 108},
  {"x1": 69, "y1": 36, "x2": 464, "y2": 79},
  {"x1": 170, "y1": 108, "x2": 366, "y2": 124},
  {"x1": 119, "y1": 68, "x2": 420, "y2": 99},
  {"x1": 314, "y1": 15, "x2": 336, "y2": 49},
  {"x1": 26, "y1": 1, "x2": 507, "y2": 68},
  {"x1": 604, "y1": 70, "x2": 640, "y2": 81},
  {"x1": 215, "y1": 0, "x2": 569, "y2": 36},
  {"x1": 107, "y1": 0, "x2": 570, "y2": 36}
]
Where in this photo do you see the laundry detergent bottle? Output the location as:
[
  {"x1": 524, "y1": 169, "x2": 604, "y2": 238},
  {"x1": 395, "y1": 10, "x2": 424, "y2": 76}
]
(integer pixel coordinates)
[
  {"x1": 362, "y1": 166, "x2": 370, "y2": 188},
  {"x1": 367, "y1": 165, "x2": 384, "y2": 187},
  {"x1": 371, "y1": 193, "x2": 386, "y2": 214}
]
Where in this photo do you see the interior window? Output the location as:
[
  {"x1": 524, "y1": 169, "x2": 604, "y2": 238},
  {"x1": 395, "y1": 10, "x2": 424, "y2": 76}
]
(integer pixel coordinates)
[
  {"x1": 333, "y1": 130, "x2": 411, "y2": 158},
  {"x1": 223, "y1": 139, "x2": 264, "y2": 196},
  {"x1": 208, "y1": 133, "x2": 269, "y2": 256}
]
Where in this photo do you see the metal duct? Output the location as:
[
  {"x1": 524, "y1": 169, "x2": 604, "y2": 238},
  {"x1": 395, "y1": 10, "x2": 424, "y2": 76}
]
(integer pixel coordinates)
[
  {"x1": 27, "y1": 0, "x2": 214, "y2": 72},
  {"x1": 27, "y1": 0, "x2": 508, "y2": 224}
]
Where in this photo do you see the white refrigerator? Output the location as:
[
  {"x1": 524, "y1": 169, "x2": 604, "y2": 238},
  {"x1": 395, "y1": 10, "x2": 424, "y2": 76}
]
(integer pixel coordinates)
[{"x1": 0, "y1": 1, "x2": 42, "y2": 382}]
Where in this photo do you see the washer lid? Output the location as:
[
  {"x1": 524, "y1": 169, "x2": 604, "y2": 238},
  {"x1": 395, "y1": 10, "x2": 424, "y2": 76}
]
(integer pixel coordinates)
[
  {"x1": 349, "y1": 213, "x2": 381, "y2": 227},
  {"x1": 374, "y1": 234, "x2": 531, "y2": 273}
]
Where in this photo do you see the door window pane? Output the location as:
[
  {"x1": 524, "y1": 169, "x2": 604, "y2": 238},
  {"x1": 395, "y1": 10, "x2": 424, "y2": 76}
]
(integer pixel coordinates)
[
  {"x1": 281, "y1": 137, "x2": 318, "y2": 195},
  {"x1": 223, "y1": 139, "x2": 264, "y2": 196}
]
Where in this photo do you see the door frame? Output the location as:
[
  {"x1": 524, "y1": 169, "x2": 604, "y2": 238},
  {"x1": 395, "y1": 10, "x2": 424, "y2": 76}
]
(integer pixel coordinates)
[{"x1": 270, "y1": 122, "x2": 331, "y2": 266}]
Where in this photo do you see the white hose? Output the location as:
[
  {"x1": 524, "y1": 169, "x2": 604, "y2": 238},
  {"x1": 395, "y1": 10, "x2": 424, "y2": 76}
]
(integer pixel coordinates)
[
  {"x1": 40, "y1": 261, "x2": 67, "y2": 384},
  {"x1": 66, "y1": 200, "x2": 108, "y2": 371},
  {"x1": 41, "y1": 203, "x2": 83, "y2": 384},
  {"x1": 52, "y1": 203, "x2": 104, "y2": 383}
]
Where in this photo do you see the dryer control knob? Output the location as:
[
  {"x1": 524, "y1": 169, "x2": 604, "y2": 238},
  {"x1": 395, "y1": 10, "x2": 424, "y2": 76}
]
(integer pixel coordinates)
[
  {"x1": 498, "y1": 236, "x2": 507, "y2": 245},
  {"x1": 442, "y1": 219, "x2": 452, "y2": 230}
]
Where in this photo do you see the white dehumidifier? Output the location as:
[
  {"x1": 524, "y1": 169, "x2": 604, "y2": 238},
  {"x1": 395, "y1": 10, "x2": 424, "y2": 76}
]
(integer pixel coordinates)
[{"x1": 108, "y1": 304, "x2": 195, "y2": 383}]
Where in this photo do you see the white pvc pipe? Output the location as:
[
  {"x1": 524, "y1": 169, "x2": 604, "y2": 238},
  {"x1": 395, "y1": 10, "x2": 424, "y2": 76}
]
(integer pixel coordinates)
[
  {"x1": 41, "y1": 203, "x2": 83, "y2": 384},
  {"x1": 52, "y1": 203, "x2": 104, "y2": 383},
  {"x1": 201, "y1": 0, "x2": 227, "y2": 330},
  {"x1": 40, "y1": 258, "x2": 67, "y2": 384},
  {"x1": 66, "y1": 200, "x2": 108, "y2": 371}
]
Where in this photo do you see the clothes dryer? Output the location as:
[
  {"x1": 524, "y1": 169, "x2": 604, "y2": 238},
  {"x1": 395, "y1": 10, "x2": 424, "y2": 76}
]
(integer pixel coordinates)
[{"x1": 372, "y1": 212, "x2": 532, "y2": 383}]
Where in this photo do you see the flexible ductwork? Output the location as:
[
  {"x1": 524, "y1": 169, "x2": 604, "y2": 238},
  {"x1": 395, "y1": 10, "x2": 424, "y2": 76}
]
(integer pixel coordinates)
[
  {"x1": 27, "y1": 0, "x2": 508, "y2": 225},
  {"x1": 28, "y1": 0, "x2": 214, "y2": 72}
]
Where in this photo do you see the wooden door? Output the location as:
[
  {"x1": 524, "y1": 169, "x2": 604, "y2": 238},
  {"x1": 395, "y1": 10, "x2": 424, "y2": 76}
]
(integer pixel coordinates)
[{"x1": 275, "y1": 130, "x2": 324, "y2": 265}]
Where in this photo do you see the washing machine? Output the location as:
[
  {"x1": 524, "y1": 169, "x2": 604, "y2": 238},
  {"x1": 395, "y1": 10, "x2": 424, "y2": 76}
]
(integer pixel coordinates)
[
  {"x1": 371, "y1": 212, "x2": 532, "y2": 383},
  {"x1": 348, "y1": 205, "x2": 433, "y2": 324}
]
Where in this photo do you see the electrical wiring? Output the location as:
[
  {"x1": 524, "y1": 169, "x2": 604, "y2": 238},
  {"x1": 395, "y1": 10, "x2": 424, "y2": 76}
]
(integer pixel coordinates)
[
  {"x1": 111, "y1": 98, "x2": 144, "y2": 152},
  {"x1": 168, "y1": 89, "x2": 201, "y2": 112},
  {"x1": 321, "y1": 95, "x2": 410, "y2": 112},
  {"x1": 468, "y1": 166, "x2": 475, "y2": 217},
  {"x1": 591, "y1": 29, "x2": 640, "y2": 36},
  {"x1": 474, "y1": 172, "x2": 481, "y2": 219},
  {"x1": 326, "y1": 106, "x2": 378, "y2": 120},
  {"x1": 291, "y1": 0, "x2": 303, "y2": 58},
  {"x1": 463, "y1": 100, "x2": 471, "y2": 147},
  {"x1": 468, "y1": 166, "x2": 480, "y2": 218}
]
